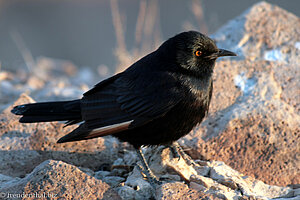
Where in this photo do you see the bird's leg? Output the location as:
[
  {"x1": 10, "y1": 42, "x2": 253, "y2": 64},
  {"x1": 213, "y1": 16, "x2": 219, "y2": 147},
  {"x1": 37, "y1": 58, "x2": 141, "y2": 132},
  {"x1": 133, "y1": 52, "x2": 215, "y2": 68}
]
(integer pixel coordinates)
[
  {"x1": 169, "y1": 142, "x2": 197, "y2": 166},
  {"x1": 166, "y1": 144, "x2": 181, "y2": 159},
  {"x1": 136, "y1": 147, "x2": 161, "y2": 186}
]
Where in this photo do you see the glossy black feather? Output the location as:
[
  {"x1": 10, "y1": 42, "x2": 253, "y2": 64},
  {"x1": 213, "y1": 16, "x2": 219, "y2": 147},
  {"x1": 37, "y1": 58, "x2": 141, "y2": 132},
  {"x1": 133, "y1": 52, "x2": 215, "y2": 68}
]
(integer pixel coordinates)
[
  {"x1": 11, "y1": 100, "x2": 81, "y2": 123},
  {"x1": 11, "y1": 31, "x2": 236, "y2": 148}
]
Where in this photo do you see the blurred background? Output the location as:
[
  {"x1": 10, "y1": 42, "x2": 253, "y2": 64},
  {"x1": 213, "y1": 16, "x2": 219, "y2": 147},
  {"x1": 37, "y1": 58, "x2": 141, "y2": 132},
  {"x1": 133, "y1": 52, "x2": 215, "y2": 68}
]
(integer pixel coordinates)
[{"x1": 0, "y1": 0, "x2": 299, "y2": 74}]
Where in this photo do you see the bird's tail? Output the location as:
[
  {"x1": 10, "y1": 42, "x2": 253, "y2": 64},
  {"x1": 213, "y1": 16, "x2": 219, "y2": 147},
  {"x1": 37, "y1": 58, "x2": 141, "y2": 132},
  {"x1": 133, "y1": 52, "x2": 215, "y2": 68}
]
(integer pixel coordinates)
[{"x1": 11, "y1": 100, "x2": 81, "y2": 123}]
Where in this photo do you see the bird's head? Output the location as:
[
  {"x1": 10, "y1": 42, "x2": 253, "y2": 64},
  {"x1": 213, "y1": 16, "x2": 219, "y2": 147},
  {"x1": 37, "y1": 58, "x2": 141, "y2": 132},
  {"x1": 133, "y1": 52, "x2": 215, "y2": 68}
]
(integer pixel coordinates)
[{"x1": 160, "y1": 31, "x2": 236, "y2": 77}]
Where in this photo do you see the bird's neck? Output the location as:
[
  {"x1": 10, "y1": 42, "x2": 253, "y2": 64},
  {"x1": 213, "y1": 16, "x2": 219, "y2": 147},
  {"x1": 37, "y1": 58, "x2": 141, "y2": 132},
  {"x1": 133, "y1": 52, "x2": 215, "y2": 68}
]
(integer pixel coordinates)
[
  {"x1": 173, "y1": 69, "x2": 213, "y2": 99},
  {"x1": 175, "y1": 65, "x2": 214, "y2": 81}
]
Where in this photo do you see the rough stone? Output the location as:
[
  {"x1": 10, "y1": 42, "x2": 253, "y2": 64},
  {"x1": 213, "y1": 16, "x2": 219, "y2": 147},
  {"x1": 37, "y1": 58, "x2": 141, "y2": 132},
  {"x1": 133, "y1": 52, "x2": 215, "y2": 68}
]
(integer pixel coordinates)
[
  {"x1": 0, "y1": 160, "x2": 121, "y2": 200},
  {"x1": 102, "y1": 176, "x2": 126, "y2": 187},
  {"x1": 212, "y1": 1, "x2": 300, "y2": 65},
  {"x1": 145, "y1": 146, "x2": 197, "y2": 182},
  {"x1": 156, "y1": 182, "x2": 223, "y2": 200}
]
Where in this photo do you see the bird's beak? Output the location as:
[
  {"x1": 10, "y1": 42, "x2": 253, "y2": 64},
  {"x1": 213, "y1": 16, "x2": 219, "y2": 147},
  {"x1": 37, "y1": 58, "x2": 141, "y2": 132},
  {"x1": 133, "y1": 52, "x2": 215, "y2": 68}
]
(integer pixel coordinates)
[
  {"x1": 206, "y1": 49, "x2": 237, "y2": 60},
  {"x1": 217, "y1": 49, "x2": 237, "y2": 57}
]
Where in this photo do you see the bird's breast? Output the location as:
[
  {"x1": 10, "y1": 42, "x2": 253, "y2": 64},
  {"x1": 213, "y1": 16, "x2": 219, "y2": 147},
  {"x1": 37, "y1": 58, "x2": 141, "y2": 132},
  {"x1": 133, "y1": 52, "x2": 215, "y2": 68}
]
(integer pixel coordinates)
[{"x1": 181, "y1": 75, "x2": 212, "y2": 102}]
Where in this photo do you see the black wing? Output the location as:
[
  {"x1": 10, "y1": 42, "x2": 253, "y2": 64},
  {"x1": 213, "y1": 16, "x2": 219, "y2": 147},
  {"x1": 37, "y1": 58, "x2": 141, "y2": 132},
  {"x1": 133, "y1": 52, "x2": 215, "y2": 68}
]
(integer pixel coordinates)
[
  {"x1": 83, "y1": 69, "x2": 182, "y2": 128},
  {"x1": 57, "y1": 70, "x2": 183, "y2": 143}
]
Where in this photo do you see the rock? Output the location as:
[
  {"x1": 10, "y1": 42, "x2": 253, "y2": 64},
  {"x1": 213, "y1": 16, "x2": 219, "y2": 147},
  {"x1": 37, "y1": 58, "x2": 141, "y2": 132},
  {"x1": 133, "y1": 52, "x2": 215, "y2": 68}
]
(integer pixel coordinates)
[
  {"x1": 26, "y1": 76, "x2": 45, "y2": 90},
  {"x1": 156, "y1": 182, "x2": 223, "y2": 200},
  {"x1": 102, "y1": 176, "x2": 126, "y2": 187},
  {"x1": 95, "y1": 171, "x2": 111, "y2": 180},
  {"x1": 145, "y1": 146, "x2": 197, "y2": 182},
  {"x1": 212, "y1": 1, "x2": 300, "y2": 64},
  {"x1": 0, "y1": 174, "x2": 16, "y2": 185},
  {"x1": 121, "y1": 166, "x2": 154, "y2": 199},
  {"x1": 114, "y1": 146, "x2": 296, "y2": 199},
  {"x1": 155, "y1": 147, "x2": 295, "y2": 199},
  {"x1": 208, "y1": 161, "x2": 293, "y2": 198},
  {"x1": 181, "y1": 1, "x2": 300, "y2": 187},
  {"x1": 0, "y1": 160, "x2": 121, "y2": 200}
]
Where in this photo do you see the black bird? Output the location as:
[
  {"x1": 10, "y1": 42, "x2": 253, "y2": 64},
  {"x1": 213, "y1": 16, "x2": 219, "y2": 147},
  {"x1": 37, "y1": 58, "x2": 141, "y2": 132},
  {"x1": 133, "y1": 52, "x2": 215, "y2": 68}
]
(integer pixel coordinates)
[{"x1": 11, "y1": 31, "x2": 236, "y2": 185}]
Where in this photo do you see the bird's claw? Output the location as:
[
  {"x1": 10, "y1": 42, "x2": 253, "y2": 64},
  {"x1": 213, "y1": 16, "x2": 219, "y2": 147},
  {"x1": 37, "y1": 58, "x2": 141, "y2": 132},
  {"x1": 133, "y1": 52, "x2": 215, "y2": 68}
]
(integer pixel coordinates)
[
  {"x1": 168, "y1": 145, "x2": 181, "y2": 160},
  {"x1": 137, "y1": 163, "x2": 162, "y2": 186},
  {"x1": 168, "y1": 142, "x2": 196, "y2": 166}
]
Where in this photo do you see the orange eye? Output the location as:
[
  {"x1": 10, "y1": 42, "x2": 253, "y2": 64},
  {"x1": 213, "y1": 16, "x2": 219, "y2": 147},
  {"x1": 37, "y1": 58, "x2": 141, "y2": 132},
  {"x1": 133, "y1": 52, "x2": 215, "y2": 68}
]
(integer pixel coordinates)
[{"x1": 195, "y1": 50, "x2": 202, "y2": 57}]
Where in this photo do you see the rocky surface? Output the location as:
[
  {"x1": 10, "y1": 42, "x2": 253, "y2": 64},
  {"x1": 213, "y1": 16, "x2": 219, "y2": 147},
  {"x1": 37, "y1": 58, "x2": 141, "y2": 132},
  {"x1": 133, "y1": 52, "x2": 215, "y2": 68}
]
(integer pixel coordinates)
[
  {"x1": 0, "y1": 160, "x2": 121, "y2": 200},
  {"x1": 0, "y1": 1, "x2": 299, "y2": 200}
]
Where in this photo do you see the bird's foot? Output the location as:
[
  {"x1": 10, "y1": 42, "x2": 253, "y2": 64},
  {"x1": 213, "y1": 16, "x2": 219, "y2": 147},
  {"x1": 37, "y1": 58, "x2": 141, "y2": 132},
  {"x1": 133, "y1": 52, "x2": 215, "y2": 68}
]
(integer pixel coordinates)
[
  {"x1": 136, "y1": 148, "x2": 162, "y2": 188},
  {"x1": 167, "y1": 144, "x2": 181, "y2": 160},
  {"x1": 168, "y1": 142, "x2": 197, "y2": 166},
  {"x1": 136, "y1": 163, "x2": 162, "y2": 186}
]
